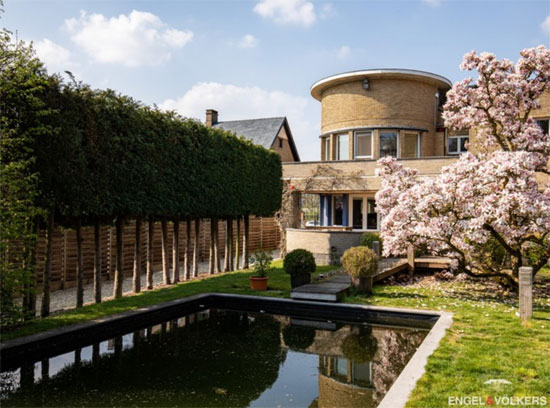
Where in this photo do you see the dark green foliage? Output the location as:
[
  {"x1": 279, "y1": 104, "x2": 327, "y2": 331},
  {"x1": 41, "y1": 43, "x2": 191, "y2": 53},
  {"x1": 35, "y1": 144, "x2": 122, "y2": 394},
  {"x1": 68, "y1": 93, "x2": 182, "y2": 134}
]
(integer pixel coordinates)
[
  {"x1": 0, "y1": 33, "x2": 282, "y2": 326},
  {"x1": 360, "y1": 231, "x2": 382, "y2": 251},
  {"x1": 283, "y1": 249, "x2": 316, "y2": 276},
  {"x1": 341, "y1": 327, "x2": 378, "y2": 363},
  {"x1": 282, "y1": 324, "x2": 316, "y2": 351},
  {"x1": 0, "y1": 31, "x2": 49, "y2": 326}
]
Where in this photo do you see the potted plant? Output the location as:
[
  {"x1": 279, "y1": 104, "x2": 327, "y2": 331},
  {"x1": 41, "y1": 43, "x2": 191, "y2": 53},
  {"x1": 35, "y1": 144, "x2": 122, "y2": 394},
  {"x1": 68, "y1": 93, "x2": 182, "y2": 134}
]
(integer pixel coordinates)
[
  {"x1": 341, "y1": 246, "x2": 379, "y2": 294},
  {"x1": 249, "y1": 249, "x2": 273, "y2": 291},
  {"x1": 284, "y1": 249, "x2": 316, "y2": 289}
]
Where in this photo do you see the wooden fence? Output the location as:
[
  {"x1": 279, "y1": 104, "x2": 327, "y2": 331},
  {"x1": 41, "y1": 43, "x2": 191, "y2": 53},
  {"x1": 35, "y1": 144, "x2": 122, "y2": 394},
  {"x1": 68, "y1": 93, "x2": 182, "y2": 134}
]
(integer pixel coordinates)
[{"x1": 34, "y1": 217, "x2": 280, "y2": 292}]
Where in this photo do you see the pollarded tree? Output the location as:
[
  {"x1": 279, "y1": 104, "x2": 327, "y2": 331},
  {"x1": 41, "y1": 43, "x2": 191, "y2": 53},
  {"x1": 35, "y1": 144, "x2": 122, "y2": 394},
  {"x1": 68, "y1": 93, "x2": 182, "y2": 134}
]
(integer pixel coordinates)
[{"x1": 376, "y1": 46, "x2": 550, "y2": 288}]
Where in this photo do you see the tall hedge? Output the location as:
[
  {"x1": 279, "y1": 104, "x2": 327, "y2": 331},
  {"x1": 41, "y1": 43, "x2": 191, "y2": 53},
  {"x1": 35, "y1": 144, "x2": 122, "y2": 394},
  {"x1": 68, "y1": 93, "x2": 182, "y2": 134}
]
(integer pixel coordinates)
[{"x1": 1, "y1": 32, "x2": 283, "y2": 325}]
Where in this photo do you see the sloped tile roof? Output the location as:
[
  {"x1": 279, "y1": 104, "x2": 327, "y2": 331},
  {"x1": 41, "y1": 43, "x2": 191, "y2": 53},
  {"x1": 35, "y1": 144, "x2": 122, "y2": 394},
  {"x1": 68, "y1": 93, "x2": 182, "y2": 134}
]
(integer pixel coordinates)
[{"x1": 213, "y1": 117, "x2": 286, "y2": 150}]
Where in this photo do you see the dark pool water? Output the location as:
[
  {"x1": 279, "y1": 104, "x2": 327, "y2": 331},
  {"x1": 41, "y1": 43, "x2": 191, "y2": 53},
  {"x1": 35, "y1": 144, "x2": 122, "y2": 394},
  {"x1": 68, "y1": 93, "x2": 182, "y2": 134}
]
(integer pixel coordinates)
[{"x1": 0, "y1": 310, "x2": 427, "y2": 407}]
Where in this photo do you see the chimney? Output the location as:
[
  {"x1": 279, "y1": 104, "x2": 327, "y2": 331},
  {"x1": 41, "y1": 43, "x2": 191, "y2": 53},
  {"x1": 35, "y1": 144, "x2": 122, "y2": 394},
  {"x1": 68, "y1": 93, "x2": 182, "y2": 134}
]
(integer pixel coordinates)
[{"x1": 205, "y1": 109, "x2": 218, "y2": 127}]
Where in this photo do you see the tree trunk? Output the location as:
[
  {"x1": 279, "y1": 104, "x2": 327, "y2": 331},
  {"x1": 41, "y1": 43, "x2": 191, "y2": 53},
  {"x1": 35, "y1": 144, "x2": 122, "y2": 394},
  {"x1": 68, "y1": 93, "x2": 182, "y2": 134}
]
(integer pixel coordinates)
[
  {"x1": 243, "y1": 214, "x2": 249, "y2": 269},
  {"x1": 172, "y1": 220, "x2": 180, "y2": 283},
  {"x1": 146, "y1": 219, "x2": 154, "y2": 290},
  {"x1": 235, "y1": 217, "x2": 241, "y2": 270},
  {"x1": 214, "y1": 218, "x2": 221, "y2": 273},
  {"x1": 228, "y1": 217, "x2": 234, "y2": 271},
  {"x1": 209, "y1": 218, "x2": 215, "y2": 274},
  {"x1": 193, "y1": 218, "x2": 199, "y2": 278},
  {"x1": 133, "y1": 218, "x2": 142, "y2": 293},
  {"x1": 113, "y1": 217, "x2": 124, "y2": 299},
  {"x1": 184, "y1": 218, "x2": 191, "y2": 280},
  {"x1": 223, "y1": 218, "x2": 230, "y2": 272},
  {"x1": 93, "y1": 220, "x2": 102, "y2": 303},
  {"x1": 41, "y1": 210, "x2": 54, "y2": 317},
  {"x1": 76, "y1": 219, "x2": 84, "y2": 308},
  {"x1": 161, "y1": 218, "x2": 170, "y2": 285},
  {"x1": 23, "y1": 219, "x2": 39, "y2": 319}
]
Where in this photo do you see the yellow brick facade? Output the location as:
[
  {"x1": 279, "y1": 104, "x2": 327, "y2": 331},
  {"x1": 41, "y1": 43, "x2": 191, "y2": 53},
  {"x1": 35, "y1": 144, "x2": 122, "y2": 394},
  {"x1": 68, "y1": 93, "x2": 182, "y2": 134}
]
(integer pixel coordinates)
[{"x1": 316, "y1": 72, "x2": 451, "y2": 160}]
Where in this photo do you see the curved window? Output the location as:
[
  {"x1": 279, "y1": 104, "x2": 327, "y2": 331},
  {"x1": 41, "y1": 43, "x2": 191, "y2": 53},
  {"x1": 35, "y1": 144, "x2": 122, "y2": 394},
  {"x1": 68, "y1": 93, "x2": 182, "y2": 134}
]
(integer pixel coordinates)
[
  {"x1": 354, "y1": 131, "x2": 373, "y2": 158},
  {"x1": 336, "y1": 134, "x2": 349, "y2": 160},
  {"x1": 379, "y1": 131, "x2": 397, "y2": 157}
]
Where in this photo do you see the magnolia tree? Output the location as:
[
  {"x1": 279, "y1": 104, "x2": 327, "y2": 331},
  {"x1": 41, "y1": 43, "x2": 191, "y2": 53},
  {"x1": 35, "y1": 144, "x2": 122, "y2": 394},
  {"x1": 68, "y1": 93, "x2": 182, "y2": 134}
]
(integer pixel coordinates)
[{"x1": 375, "y1": 46, "x2": 550, "y2": 288}]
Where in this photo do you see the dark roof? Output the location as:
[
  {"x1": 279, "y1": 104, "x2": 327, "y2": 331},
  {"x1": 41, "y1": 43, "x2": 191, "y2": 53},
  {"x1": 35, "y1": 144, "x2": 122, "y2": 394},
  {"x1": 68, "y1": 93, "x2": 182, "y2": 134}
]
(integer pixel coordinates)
[{"x1": 213, "y1": 117, "x2": 300, "y2": 161}]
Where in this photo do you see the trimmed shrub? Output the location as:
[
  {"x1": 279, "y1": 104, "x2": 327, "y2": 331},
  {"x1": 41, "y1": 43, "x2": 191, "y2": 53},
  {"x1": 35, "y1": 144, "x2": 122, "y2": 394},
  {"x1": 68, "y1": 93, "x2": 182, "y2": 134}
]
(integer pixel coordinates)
[
  {"x1": 360, "y1": 231, "x2": 382, "y2": 252},
  {"x1": 284, "y1": 249, "x2": 316, "y2": 288},
  {"x1": 282, "y1": 324, "x2": 316, "y2": 351},
  {"x1": 341, "y1": 246, "x2": 378, "y2": 279},
  {"x1": 341, "y1": 327, "x2": 378, "y2": 363}
]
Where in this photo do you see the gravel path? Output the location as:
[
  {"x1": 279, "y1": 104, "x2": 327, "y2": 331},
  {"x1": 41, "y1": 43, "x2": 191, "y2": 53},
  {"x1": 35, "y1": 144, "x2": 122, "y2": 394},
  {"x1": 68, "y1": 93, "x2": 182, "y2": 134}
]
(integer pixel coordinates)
[{"x1": 38, "y1": 250, "x2": 280, "y2": 315}]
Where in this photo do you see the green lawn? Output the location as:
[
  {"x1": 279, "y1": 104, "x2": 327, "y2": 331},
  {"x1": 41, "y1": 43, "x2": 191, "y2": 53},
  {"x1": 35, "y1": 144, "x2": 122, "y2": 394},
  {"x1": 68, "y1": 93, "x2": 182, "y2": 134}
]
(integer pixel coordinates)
[
  {"x1": 345, "y1": 266, "x2": 550, "y2": 407},
  {"x1": 2, "y1": 263, "x2": 549, "y2": 407}
]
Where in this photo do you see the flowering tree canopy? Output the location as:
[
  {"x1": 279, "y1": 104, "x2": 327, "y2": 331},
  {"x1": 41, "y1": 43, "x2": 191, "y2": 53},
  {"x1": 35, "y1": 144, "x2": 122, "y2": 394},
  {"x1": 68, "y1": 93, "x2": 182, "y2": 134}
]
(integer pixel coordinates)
[{"x1": 376, "y1": 46, "x2": 550, "y2": 288}]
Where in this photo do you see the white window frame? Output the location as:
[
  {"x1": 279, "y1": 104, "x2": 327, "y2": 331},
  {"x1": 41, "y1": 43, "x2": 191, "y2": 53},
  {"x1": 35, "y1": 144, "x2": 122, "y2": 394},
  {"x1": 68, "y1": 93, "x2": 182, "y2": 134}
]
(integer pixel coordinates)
[
  {"x1": 348, "y1": 194, "x2": 379, "y2": 231},
  {"x1": 324, "y1": 136, "x2": 331, "y2": 160},
  {"x1": 379, "y1": 130, "x2": 399, "y2": 158},
  {"x1": 354, "y1": 130, "x2": 374, "y2": 159},
  {"x1": 336, "y1": 133, "x2": 349, "y2": 161},
  {"x1": 448, "y1": 135, "x2": 469, "y2": 155}
]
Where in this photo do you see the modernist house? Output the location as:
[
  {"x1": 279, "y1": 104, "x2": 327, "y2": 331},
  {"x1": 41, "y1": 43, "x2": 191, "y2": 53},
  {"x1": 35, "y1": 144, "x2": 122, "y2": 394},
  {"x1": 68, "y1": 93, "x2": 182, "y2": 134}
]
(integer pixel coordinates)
[
  {"x1": 205, "y1": 109, "x2": 300, "y2": 162},
  {"x1": 282, "y1": 69, "x2": 550, "y2": 263}
]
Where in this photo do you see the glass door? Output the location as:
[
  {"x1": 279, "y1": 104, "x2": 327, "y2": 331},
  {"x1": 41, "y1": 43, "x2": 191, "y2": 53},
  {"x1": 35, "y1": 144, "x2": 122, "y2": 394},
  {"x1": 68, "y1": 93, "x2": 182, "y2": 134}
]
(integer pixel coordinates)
[{"x1": 352, "y1": 198, "x2": 363, "y2": 229}]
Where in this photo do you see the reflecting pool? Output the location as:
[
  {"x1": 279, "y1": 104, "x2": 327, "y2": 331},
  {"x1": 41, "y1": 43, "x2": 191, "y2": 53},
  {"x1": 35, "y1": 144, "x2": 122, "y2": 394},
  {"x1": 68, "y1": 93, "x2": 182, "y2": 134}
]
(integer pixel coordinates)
[{"x1": 0, "y1": 310, "x2": 427, "y2": 407}]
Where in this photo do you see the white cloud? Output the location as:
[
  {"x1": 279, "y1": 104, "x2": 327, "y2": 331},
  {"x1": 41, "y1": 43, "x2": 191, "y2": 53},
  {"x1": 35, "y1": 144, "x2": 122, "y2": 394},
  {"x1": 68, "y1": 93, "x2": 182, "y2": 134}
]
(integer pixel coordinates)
[
  {"x1": 160, "y1": 82, "x2": 320, "y2": 160},
  {"x1": 238, "y1": 34, "x2": 259, "y2": 49},
  {"x1": 64, "y1": 10, "x2": 193, "y2": 67},
  {"x1": 422, "y1": 0, "x2": 442, "y2": 7},
  {"x1": 319, "y1": 3, "x2": 335, "y2": 20},
  {"x1": 541, "y1": 16, "x2": 550, "y2": 35},
  {"x1": 34, "y1": 38, "x2": 80, "y2": 75},
  {"x1": 253, "y1": 0, "x2": 316, "y2": 27},
  {"x1": 337, "y1": 45, "x2": 350, "y2": 59}
]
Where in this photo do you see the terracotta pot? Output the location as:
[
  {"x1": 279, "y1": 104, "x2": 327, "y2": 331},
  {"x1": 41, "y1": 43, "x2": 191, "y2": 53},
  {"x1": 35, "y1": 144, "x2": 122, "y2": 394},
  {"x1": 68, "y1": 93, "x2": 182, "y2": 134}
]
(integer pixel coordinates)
[{"x1": 250, "y1": 276, "x2": 268, "y2": 291}]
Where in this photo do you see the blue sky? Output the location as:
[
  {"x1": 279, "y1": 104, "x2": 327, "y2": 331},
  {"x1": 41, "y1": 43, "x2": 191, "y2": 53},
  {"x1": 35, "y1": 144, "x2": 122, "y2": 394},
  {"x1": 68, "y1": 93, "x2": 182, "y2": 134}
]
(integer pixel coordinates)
[{"x1": 3, "y1": 0, "x2": 550, "y2": 160}]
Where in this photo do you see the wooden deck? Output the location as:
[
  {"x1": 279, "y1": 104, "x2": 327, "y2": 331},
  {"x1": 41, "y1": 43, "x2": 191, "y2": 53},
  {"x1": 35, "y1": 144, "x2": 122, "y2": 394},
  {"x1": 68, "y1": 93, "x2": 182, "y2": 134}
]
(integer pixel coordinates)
[{"x1": 290, "y1": 256, "x2": 451, "y2": 302}]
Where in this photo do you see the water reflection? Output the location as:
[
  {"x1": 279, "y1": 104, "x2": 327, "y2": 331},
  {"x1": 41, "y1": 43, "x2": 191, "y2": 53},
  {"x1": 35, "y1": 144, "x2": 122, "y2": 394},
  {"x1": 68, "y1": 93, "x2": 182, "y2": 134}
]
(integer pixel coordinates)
[{"x1": 1, "y1": 310, "x2": 425, "y2": 407}]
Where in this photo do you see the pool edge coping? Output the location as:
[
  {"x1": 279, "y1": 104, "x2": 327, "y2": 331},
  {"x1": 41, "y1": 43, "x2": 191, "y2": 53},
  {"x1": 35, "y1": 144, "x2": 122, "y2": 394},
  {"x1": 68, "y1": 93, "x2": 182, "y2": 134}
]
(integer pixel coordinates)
[
  {"x1": 1, "y1": 293, "x2": 442, "y2": 351},
  {"x1": 378, "y1": 310, "x2": 454, "y2": 408}
]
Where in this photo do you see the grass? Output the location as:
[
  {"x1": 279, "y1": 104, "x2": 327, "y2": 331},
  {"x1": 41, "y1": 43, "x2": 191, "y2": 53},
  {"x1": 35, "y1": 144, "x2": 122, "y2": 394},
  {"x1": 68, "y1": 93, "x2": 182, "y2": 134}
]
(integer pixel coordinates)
[
  {"x1": 345, "y1": 266, "x2": 550, "y2": 407},
  {"x1": 0, "y1": 260, "x2": 338, "y2": 342},
  {"x1": 3, "y1": 263, "x2": 549, "y2": 407}
]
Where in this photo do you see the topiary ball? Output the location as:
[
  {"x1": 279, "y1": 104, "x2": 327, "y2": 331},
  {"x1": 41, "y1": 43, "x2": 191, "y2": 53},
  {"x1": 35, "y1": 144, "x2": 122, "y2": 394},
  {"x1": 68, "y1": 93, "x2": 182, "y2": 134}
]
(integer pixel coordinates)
[
  {"x1": 282, "y1": 324, "x2": 316, "y2": 351},
  {"x1": 284, "y1": 249, "x2": 316, "y2": 277}
]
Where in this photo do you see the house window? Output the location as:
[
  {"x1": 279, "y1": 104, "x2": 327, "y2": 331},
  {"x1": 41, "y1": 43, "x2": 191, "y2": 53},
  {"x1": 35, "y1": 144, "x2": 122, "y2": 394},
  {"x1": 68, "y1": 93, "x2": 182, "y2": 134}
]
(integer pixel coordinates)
[
  {"x1": 536, "y1": 119, "x2": 549, "y2": 135},
  {"x1": 336, "y1": 134, "x2": 349, "y2": 160},
  {"x1": 279, "y1": 138, "x2": 283, "y2": 148},
  {"x1": 324, "y1": 137, "x2": 331, "y2": 160},
  {"x1": 354, "y1": 131, "x2": 373, "y2": 158},
  {"x1": 448, "y1": 135, "x2": 469, "y2": 155},
  {"x1": 332, "y1": 195, "x2": 345, "y2": 226},
  {"x1": 367, "y1": 199, "x2": 378, "y2": 230},
  {"x1": 379, "y1": 131, "x2": 398, "y2": 157},
  {"x1": 401, "y1": 132, "x2": 420, "y2": 158},
  {"x1": 300, "y1": 193, "x2": 321, "y2": 227}
]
